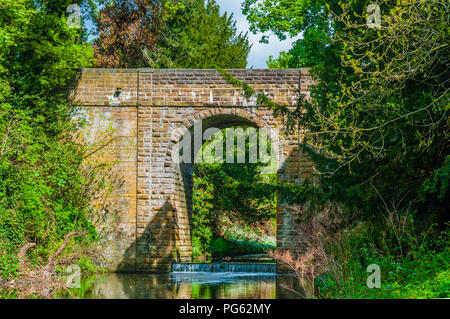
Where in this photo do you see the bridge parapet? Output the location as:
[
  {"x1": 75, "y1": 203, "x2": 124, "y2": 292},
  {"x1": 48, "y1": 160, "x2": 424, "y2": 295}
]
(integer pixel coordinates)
[{"x1": 70, "y1": 68, "x2": 311, "y2": 107}]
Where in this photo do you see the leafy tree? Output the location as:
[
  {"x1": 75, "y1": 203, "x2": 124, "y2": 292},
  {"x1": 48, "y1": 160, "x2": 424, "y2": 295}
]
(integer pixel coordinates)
[
  {"x1": 240, "y1": 1, "x2": 449, "y2": 298},
  {"x1": 93, "y1": 0, "x2": 166, "y2": 67},
  {"x1": 192, "y1": 127, "x2": 277, "y2": 260},
  {"x1": 0, "y1": 0, "x2": 100, "y2": 276},
  {"x1": 93, "y1": 0, "x2": 250, "y2": 68},
  {"x1": 243, "y1": 0, "x2": 338, "y2": 69},
  {"x1": 147, "y1": 0, "x2": 250, "y2": 68},
  {"x1": 243, "y1": 0, "x2": 449, "y2": 227}
]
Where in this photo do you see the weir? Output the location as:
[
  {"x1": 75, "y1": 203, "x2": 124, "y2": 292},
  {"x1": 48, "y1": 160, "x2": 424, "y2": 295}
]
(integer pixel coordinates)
[{"x1": 171, "y1": 263, "x2": 277, "y2": 273}]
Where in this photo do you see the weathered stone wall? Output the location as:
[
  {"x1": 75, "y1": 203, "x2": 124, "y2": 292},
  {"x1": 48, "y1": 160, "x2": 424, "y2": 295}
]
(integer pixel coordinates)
[
  {"x1": 71, "y1": 68, "x2": 313, "y2": 272},
  {"x1": 72, "y1": 106, "x2": 138, "y2": 270}
]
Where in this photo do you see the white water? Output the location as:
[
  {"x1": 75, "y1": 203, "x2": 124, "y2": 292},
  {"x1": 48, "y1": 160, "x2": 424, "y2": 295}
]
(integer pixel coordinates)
[{"x1": 171, "y1": 263, "x2": 277, "y2": 273}]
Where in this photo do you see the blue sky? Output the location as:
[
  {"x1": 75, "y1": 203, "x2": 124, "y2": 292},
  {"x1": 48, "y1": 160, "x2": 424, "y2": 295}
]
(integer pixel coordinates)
[{"x1": 215, "y1": 0, "x2": 298, "y2": 68}]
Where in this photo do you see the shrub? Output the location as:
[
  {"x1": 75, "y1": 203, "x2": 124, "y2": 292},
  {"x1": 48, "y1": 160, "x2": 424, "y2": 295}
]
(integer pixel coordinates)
[{"x1": 0, "y1": 254, "x2": 19, "y2": 280}]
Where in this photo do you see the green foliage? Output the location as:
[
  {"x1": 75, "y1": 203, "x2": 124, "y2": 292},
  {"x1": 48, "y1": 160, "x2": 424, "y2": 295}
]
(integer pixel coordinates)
[
  {"x1": 242, "y1": 0, "x2": 449, "y2": 299},
  {"x1": 150, "y1": 0, "x2": 250, "y2": 68},
  {"x1": 191, "y1": 126, "x2": 277, "y2": 261},
  {"x1": 243, "y1": 0, "x2": 322, "y2": 40},
  {"x1": 77, "y1": 256, "x2": 105, "y2": 273},
  {"x1": 94, "y1": 0, "x2": 250, "y2": 68},
  {"x1": 191, "y1": 175, "x2": 215, "y2": 261},
  {"x1": 317, "y1": 222, "x2": 450, "y2": 299},
  {"x1": 0, "y1": 289, "x2": 18, "y2": 299},
  {"x1": 0, "y1": 0, "x2": 99, "y2": 280},
  {"x1": 209, "y1": 221, "x2": 276, "y2": 258},
  {"x1": 243, "y1": 0, "x2": 337, "y2": 69},
  {"x1": 0, "y1": 254, "x2": 19, "y2": 280},
  {"x1": 242, "y1": 0, "x2": 448, "y2": 225}
]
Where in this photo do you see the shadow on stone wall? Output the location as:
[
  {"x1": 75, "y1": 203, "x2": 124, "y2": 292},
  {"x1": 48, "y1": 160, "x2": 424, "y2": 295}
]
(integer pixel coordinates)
[
  {"x1": 118, "y1": 200, "x2": 180, "y2": 273},
  {"x1": 275, "y1": 144, "x2": 315, "y2": 274}
]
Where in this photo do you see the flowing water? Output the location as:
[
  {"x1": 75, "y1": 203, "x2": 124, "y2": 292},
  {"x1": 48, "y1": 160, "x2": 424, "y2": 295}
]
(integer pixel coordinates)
[
  {"x1": 171, "y1": 263, "x2": 277, "y2": 273},
  {"x1": 67, "y1": 268, "x2": 303, "y2": 299}
]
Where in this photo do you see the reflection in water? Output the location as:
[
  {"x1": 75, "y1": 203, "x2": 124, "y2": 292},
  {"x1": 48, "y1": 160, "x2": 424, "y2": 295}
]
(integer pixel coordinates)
[{"x1": 70, "y1": 273, "x2": 303, "y2": 299}]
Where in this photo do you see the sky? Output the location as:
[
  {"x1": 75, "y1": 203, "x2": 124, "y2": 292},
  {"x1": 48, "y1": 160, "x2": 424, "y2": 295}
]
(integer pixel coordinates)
[{"x1": 215, "y1": 0, "x2": 298, "y2": 68}]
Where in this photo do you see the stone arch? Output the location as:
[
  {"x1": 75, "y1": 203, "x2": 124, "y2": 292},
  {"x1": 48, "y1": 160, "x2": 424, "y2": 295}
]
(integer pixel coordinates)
[
  {"x1": 72, "y1": 68, "x2": 314, "y2": 272},
  {"x1": 130, "y1": 106, "x2": 308, "y2": 272},
  {"x1": 148, "y1": 108, "x2": 285, "y2": 270},
  {"x1": 163, "y1": 108, "x2": 281, "y2": 170}
]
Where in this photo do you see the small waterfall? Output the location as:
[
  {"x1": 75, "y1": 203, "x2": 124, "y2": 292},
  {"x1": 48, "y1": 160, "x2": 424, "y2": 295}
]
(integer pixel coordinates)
[{"x1": 171, "y1": 263, "x2": 276, "y2": 273}]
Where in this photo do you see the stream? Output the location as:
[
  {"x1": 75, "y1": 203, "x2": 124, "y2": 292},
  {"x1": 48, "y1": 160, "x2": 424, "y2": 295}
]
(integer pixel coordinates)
[{"x1": 65, "y1": 264, "x2": 303, "y2": 299}]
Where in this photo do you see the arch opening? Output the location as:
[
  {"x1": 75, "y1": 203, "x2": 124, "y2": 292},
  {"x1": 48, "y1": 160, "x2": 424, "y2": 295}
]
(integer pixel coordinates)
[{"x1": 173, "y1": 113, "x2": 280, "y2": 265}]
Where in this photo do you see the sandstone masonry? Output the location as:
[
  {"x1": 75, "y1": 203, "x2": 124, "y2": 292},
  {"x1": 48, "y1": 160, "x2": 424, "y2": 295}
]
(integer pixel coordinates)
[{"x1": 70, "y1": 68, "x2": 313, "y2": 272}]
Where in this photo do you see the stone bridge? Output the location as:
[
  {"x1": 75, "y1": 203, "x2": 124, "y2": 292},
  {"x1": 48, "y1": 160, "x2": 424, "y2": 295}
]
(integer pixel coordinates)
[{"x1": 70, "y1": 68, "x2": 313, "y2": 272}]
